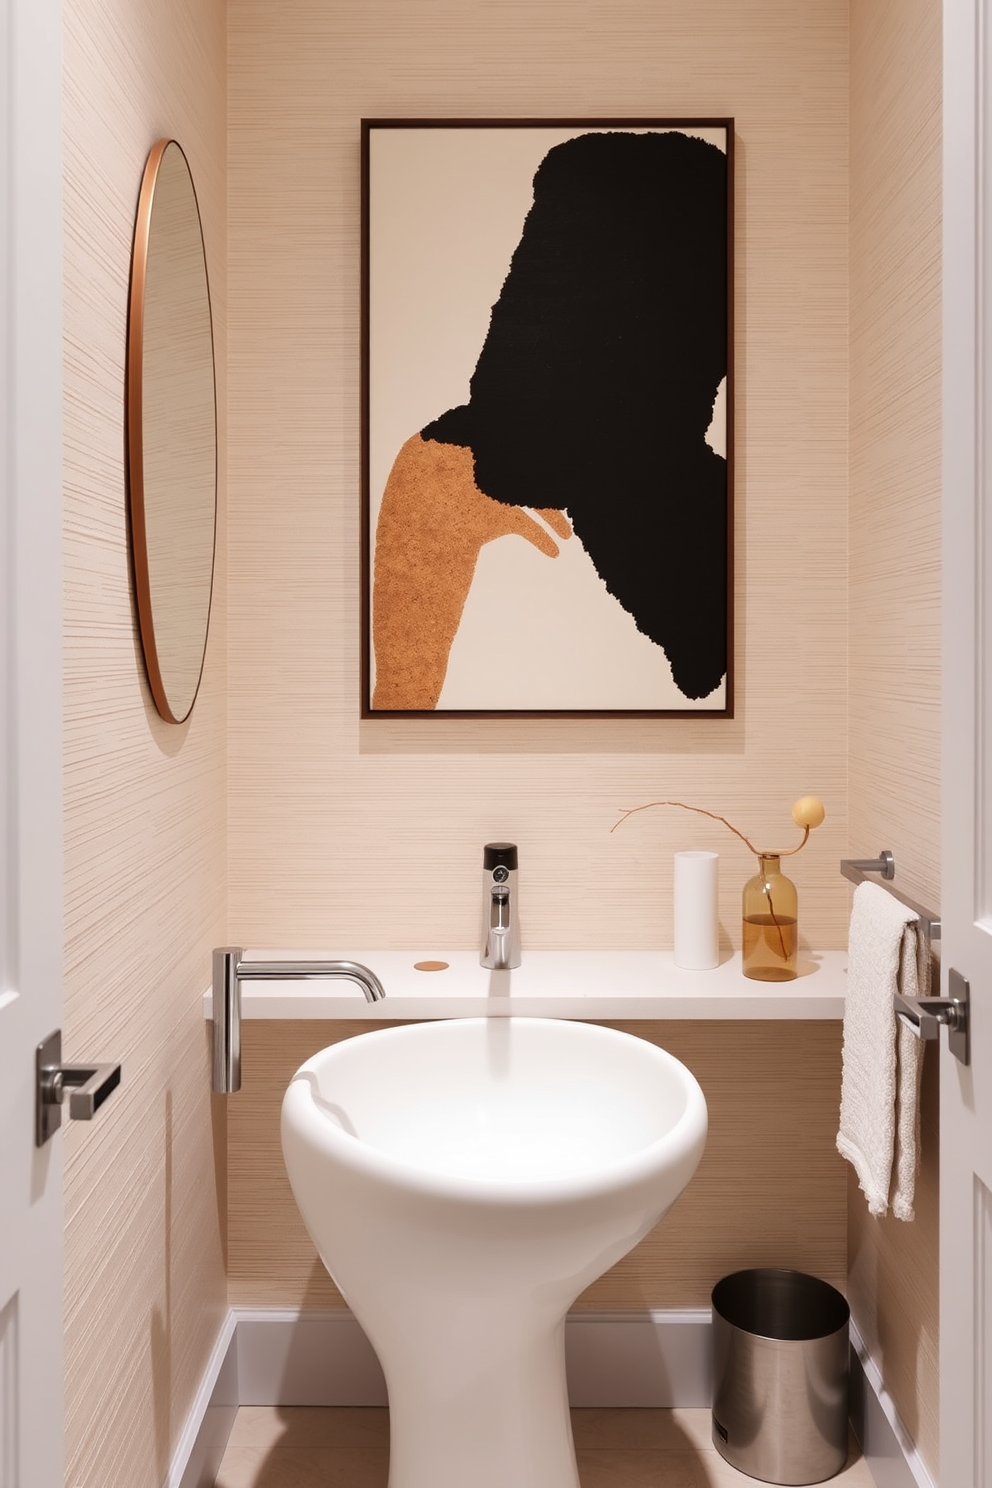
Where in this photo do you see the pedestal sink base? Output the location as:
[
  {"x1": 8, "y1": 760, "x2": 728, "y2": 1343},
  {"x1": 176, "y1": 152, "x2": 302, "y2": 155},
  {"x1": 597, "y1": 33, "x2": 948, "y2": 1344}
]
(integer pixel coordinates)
[{"x1": 380, "y1": 1312, "x2": 575, "y2": 1488}]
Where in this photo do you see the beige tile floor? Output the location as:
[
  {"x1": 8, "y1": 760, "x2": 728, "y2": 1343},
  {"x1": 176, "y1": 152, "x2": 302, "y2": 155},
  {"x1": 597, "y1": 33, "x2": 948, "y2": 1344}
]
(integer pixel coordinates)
[{"x1": 215, "y1": 1406, "x2": 877, "y2": 1487}]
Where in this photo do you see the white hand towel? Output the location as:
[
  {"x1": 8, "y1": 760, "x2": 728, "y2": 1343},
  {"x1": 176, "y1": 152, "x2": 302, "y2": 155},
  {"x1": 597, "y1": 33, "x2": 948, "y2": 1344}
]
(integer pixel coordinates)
[{"x1": 837, "y1": 880, "x2": 930, "y2": 1220}]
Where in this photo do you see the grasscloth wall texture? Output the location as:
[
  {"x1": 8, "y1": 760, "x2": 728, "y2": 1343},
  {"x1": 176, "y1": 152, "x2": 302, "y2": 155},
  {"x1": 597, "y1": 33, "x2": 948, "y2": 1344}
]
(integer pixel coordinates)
[
  {"x1": 848, "y1": 0, "x2": 942, "y2": 1475},
  {"x1": 63, "y1": 2, "x2": 226, "y2": 1485},
  {"x1": 227, "y1": 0, "x2": 850, "y2": 955}
]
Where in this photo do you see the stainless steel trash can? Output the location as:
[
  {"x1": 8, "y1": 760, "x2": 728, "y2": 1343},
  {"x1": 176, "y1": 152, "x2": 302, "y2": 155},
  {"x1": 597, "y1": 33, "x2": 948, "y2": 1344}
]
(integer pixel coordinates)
[{"x1": 711, "y1": 1268, "x2": 850, "y2": 1485}]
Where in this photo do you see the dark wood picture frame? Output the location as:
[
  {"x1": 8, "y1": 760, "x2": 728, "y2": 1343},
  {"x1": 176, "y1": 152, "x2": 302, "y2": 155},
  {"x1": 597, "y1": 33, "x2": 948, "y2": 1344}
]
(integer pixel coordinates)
[{"x1": 361, "y1": 118, "x2": 734, "y2": 718}]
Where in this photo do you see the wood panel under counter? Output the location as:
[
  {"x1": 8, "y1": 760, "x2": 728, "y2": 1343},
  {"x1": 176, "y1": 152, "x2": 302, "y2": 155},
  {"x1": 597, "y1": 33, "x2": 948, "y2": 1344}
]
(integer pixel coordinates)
[{"x1": 225, "y1": 1016, "x2": 847, "y2": 1312}]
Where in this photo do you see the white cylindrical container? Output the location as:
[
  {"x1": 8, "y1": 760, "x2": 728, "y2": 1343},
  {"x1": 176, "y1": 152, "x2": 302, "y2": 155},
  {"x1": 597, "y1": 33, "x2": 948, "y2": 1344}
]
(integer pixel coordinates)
[{"x1": 674, "y1": 851, "x2": 719, "y2": 969}]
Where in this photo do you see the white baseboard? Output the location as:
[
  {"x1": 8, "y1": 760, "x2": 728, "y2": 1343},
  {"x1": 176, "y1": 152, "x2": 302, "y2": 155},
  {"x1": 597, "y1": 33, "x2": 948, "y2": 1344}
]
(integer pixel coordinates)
[
  {"x1": 235, "y1": 1309, "x2": 388, "y2": 1406},
  {"x1": 231, "y1": 1306, "x2": 712, "y2": 1410},
  {"x1": 848, "y1": 1321, "x2": 937, "y2": 1488},
  {"x1": 168, "y1": 1312, "x2": 238, "y2": 1488},
  {"x1": 565, "y1": 1309, "x2": 712, "y2": 1407},
  {"x1": 168, "y1": 1306, "x2": 932, "y2": 1488}
]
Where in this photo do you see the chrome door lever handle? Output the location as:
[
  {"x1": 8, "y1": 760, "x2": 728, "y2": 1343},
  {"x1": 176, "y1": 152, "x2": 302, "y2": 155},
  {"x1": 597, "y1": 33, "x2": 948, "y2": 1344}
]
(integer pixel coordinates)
[
  {"x1": 893, "y1": 968, "x2": 970, "y2": 1066},
  {"x1": 58, "y1": 1061, "x2": 122, "y2": 1119},
  {"x1": 894, "y1": 993, "x2": 943, "y2": 1039},
  {"x1": 36, "y1": 1030, "x2": 122, "y2": 1146}
]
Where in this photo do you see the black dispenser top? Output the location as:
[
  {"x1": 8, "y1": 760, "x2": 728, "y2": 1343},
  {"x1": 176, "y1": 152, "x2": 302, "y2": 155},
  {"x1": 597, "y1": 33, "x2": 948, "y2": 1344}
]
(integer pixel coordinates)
[{"x1": 483, "y1": 843, "x2": 518, "y2": 871}]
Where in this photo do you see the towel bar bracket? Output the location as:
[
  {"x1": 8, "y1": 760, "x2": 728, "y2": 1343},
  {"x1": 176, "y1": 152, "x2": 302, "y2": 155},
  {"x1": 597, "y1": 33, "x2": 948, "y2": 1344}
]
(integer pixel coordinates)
[
  {"x1": 843, "y1": 850, "x2": 895, "y2": 881},
  {"x1": 894, "y1": 968, "x2": 970, "y2": 1065}
]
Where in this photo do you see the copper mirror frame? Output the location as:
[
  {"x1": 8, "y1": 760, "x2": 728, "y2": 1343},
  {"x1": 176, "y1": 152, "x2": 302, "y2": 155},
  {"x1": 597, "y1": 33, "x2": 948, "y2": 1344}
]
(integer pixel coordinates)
[{"x1": 126, "y1": 138, "x2": 217, "y2": 724}]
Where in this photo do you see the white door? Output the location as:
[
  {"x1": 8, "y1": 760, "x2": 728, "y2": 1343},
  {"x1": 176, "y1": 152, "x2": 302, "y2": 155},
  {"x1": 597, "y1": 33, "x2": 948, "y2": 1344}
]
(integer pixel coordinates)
[
  {"x1": 0, "y1": 0, "x2": 64, "y2": 1482},
  {"x1": 941, "y1": 2, "x2": 992, "y2": 1484}
]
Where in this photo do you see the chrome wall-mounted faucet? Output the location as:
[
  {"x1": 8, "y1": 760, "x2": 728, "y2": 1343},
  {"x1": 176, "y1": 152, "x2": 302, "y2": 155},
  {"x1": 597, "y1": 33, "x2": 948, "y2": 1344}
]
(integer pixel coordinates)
[
  {"x1": 480, "y1": 842, "x2": 521, "y2": 969},
  {"x1": 212, "y1": 948, "x2": 386, "y2": 1094}
]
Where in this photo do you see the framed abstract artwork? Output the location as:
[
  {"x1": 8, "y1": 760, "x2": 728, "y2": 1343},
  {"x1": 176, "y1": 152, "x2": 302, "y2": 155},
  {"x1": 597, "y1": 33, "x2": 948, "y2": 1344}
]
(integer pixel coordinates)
[{"x1": 361, "y1": 118, "x2": 734, "y2": 717}]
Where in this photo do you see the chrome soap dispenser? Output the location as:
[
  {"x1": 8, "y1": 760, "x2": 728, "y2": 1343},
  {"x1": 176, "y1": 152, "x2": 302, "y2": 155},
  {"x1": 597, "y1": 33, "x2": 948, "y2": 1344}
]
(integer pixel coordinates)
[{"x1": 480, "y1": 842, "x2": 521, "y2": 969}]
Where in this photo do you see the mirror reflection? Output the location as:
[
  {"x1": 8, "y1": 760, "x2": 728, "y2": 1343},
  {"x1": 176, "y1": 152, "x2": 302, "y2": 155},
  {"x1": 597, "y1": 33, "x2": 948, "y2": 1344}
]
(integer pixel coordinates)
[{"x1": 127, "y1": 138, "x2": 217, "y2": 724}]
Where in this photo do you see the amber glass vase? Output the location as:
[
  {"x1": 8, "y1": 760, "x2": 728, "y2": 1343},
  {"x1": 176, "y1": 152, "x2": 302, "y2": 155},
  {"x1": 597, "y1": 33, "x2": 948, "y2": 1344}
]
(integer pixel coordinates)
[{"x1": 742, "y1": 854, "x2": 798, "y2": 981}]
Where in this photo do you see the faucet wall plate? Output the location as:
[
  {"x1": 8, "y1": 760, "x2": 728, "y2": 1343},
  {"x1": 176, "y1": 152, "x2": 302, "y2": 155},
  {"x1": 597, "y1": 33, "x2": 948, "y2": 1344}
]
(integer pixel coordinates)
[{"x1": 35, "y1": 1030, "x2": 122, "y2": 1146}]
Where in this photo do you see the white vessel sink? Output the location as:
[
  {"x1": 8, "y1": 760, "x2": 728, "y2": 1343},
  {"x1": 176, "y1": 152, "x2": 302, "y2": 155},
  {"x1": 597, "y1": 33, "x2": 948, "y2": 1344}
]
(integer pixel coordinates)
[{"x1": 282, "y1": 1016, "x2": 707, "y2": 1488}]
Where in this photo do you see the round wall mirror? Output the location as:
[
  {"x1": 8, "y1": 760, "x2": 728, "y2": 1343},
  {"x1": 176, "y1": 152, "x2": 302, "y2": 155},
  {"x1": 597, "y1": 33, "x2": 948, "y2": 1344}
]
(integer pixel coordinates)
[{"x1": 127, "y1": 139, "x2": 217, "y2": 724}]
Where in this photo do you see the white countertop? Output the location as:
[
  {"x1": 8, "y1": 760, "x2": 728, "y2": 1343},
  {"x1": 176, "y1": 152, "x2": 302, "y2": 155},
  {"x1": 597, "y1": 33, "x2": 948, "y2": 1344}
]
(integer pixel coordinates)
[{"x1": 203, "y1": 949, "x2": 848, "y2": 1021}]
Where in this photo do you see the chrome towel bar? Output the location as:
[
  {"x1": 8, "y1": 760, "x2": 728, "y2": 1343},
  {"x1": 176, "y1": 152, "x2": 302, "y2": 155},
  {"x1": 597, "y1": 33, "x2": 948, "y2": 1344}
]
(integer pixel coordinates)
[
  {"x1": 838, "y1": 854, "x2": 968, "y2": 1063},
  {"x1": 839, "y1": 850, "x2": 941, "y2": 942}
]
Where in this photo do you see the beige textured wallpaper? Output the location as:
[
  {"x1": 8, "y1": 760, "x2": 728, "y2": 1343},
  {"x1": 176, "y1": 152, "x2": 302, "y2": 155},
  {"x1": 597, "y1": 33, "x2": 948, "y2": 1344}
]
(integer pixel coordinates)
[
  {"x1": 848, "y1": 0, "x2": 942, "y2": 1475},
  {"x1": 62, "y1": 1, "x2": 227, "y2": 1485},
  {"x1": 227, "y1": 0, "x2": 850, "y2": 955}
]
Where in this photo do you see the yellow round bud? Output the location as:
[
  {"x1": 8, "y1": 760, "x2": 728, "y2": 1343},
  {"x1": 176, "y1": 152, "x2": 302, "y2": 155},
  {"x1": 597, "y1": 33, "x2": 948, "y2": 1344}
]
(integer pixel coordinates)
[{"x1": 792, "y1": 796, "x2": 825, "y2": 830}]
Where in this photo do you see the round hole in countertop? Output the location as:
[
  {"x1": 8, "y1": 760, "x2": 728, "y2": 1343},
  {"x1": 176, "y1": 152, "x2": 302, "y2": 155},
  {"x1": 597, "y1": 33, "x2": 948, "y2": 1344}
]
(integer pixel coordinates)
[{"x1": 413, "y1": 960, "x2": 450, "y2": 972}]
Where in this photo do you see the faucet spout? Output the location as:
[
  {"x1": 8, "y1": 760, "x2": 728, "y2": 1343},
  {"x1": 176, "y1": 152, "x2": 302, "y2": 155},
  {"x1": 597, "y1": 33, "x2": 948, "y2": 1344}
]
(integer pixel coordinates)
[
  {"x1": 488, "y1": 888, "x2": 512, "y2": 966},
  {"x1": 490, "y1": 887, "x2": 510, "y2": 934},
  {"x1": 211, "y1": 948, "x2": 386, "y2": 1095}
]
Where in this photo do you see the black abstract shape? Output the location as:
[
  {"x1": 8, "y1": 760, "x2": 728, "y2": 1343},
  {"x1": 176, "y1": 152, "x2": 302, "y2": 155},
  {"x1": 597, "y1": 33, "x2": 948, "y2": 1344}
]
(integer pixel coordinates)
[{"x1": 422, "y1": 130, "x2": 728, "y2": 700}]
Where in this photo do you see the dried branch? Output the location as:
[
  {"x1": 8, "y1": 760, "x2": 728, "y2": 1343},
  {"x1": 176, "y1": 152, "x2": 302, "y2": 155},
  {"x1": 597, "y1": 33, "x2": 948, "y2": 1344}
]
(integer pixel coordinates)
[{"x1": 612, "y1": 799, "x2": 812, "y2": 859}]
